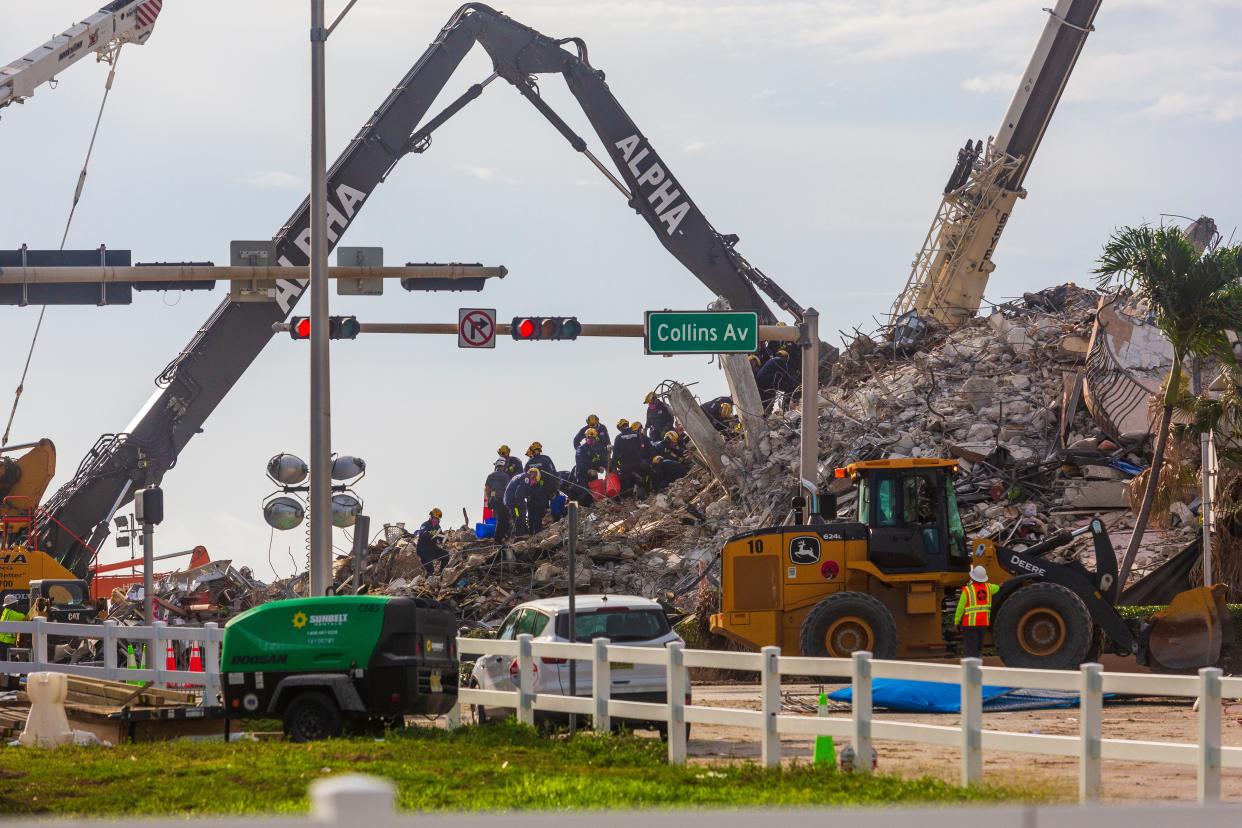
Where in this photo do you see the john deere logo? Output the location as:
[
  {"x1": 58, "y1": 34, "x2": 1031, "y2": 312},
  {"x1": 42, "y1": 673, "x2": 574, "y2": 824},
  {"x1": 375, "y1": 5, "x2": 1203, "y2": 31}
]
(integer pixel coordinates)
[
  {"x1": 789, "y1": 536, "x2": 821, "y2": 565},
  {"x1": 292, "y1": 612, "x2": 308, "y2": 629}
]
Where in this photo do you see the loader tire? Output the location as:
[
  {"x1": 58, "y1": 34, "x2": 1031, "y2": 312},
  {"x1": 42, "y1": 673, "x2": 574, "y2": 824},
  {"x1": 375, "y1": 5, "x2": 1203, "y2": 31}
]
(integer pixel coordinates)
[
  {"x1": 993, "y1": 582, "x2": 1092, "y2": 669},
  {"x1": 800, "y1": 592, "x2": 898, "y2": 660}
]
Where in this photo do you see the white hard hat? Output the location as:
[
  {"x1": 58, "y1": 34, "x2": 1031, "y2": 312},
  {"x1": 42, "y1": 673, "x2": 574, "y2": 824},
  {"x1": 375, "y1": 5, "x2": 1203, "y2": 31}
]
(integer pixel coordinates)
[
  {"x1": 3, "y1": 594, "x2": 18, "y2": 607},
  {"x1": 969, "y1": 565, "x2": 988, "y2": 583}
]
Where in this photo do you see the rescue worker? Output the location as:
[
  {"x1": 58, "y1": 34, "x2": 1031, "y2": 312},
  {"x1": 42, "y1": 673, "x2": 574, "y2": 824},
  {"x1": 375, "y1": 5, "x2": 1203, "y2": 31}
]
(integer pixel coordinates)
[
  {"x1": 503, "y1": 470, "x2": 533, "y2": 537},
  {"x1": 484, "y1": 459, "x2": 513, "y2": 543},
  {"x1": 573, "y1": 415, "x2": 611, "y2": 450},
  {"x1": 643, "y1": 392, "x2": 674, "y2": 441},
  {"x1": 651, "y1": 430, "x2": 685, "y2": 463},
  {"x1": 574, "y1": 428, "x2": 608, "y2": 500},
  {"x1": 631, "y1": 420, "x2": 653, "y2": 460},
  {"x1": 701, "y1": 396, "x2": 735, "y2": 432},
  {"x1": 497, "y1": 445, "x2": 523, "y2": 478},
  {"x1": 416, "y1": 508, "x2": 449, "y2": 575},
  {"x1": 650, "y1": 454, "x2": 688, "y2": 492},
  {"x1": 755, "y1": 349, "x2": 796, "y2": 415},
  {"x1": 954, "y1": 566, "x2": 999, "y2": 659},
  {"x1": 523, "y1": 468, "x2": 550, "y2": 534},
  {"x1": 524, "y1": 442, "x2": 559, "y2": 505},
  {"x1": 610, "y1": 421, "x2": 645, "y2": 496},
  {"x1": 0, "y1": 595, "x2": 23, "y2": 660}
]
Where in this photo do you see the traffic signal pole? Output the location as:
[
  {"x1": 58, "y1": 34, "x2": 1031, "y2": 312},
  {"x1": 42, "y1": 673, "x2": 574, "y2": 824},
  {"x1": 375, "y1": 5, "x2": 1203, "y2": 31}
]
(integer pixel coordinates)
[
  {"x1": 272, "y1": 321, "x2": 802, "y2": 341},
  {"x1": 798, "y1": 308, "x2": 820, "y2": 514}
]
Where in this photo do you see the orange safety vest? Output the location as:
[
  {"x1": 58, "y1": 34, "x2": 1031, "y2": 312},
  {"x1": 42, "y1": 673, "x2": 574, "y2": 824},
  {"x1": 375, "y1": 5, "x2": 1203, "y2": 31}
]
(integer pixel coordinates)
[{"x1": 956, "y1": 582, "x2": 997, "y2": 628}]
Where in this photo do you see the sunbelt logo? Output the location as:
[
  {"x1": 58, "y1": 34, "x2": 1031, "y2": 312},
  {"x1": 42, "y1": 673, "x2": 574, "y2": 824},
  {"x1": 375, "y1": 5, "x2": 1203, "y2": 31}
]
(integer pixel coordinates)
[{"x1": 292, "y1": 611, "x2": 347, "y2": 629}]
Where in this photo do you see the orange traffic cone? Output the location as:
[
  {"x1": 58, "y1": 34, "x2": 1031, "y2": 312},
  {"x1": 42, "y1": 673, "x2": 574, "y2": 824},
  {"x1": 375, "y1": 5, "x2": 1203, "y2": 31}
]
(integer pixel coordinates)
[
  {"x1": 188, "y1": 640, "x2": 205, "y2": 678},
  {"x1": 165, "y1": 641, "x2": 179, "y2": 688}
]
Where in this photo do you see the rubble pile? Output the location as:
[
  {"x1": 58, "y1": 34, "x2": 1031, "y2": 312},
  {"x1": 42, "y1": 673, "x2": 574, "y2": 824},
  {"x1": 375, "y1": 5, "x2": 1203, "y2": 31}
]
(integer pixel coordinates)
[
  {"x1": 313, "y1": 283, "x2": 1189, "y2": 629},
  {"x1": 106, "y1": 560, "x2": 265, "y2": 625}
]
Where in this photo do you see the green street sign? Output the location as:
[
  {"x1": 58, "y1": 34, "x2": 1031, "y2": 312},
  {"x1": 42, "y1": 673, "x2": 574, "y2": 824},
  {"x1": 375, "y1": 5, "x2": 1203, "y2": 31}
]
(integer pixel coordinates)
[{"x1": 645, "y1": 310, "x2": 759, "y2": 354}]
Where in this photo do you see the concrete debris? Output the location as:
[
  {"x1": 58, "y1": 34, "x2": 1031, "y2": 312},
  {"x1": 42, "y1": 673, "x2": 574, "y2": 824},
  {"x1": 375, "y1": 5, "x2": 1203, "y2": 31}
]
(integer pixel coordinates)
[
  {"x1": 200, "y1": 282, "x2": 1195, "y2": 630},
  {"x1": 106, "y1": 560, "x2": 265, "y2": 625}
]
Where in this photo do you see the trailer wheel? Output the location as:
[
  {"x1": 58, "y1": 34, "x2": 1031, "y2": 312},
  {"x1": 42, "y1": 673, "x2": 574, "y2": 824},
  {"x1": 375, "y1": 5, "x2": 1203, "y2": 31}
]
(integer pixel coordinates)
[
  {"x1": 993, "y1": 582, "x2": 1092, "y2": 669},
  {"x1": 800, "y1": 592, "x2": 898, "y2": 660},
  {"x1": 282, "y1": 691, "x2": 343, "y2": 742}
]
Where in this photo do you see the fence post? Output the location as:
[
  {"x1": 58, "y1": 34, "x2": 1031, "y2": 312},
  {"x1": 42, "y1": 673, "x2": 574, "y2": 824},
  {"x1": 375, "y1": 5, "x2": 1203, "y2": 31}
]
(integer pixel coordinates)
[
  {"x1": 31, "y1": 617, "x2": 46, "y2": 671},
  {"x1": 310, "y1": 774, "x2": 396, "y2": 824},
  {"x1": 666, "y1": 641, "x2": 686, "y2": 765},
  {"x1": 760, "y1": 646, "x2": 781, "y2": 767},
  {"x1": 517, "y1": 633, "x2": 534, "y2": 726},
  {"x1": 102, "y1": 620, "x2": 119, "y2": 681},
  {"x1": 960, "y1": 657, "x2": 983, "y2": 785},
  {"x1": 152, "y1": 620, "x2": 167, "y2": 688},
  {"x1": 1079, "y1": 662, "x2": 1102, "y2": 803},
  {"x1": 851, "y1": 650, "x2": 872, "y2": 774},
  {"x1": 592, "y1": 637, "x2": 611, "y2": 734},
  {"x1": 203, "y1": 623, "x2": 222, "y2": 706},
  {"x1": 1198, "y1": 667, "x2": 1222, "y2": 803}
]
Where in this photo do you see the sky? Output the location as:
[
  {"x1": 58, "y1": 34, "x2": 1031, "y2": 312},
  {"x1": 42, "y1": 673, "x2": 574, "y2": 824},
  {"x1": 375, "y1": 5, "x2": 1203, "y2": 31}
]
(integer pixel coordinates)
[{"x1": 2, "y1": 0, "x2": 1240, "y2": 580}]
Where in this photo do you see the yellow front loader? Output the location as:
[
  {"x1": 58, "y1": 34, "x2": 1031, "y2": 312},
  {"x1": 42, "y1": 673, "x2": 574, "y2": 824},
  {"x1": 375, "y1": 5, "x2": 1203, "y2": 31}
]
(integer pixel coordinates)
[
  {"x1": 711, "y1": 459, "x2": 1229, "y2": 670},
  {"x1": 0, "y1": 440, "x2": 81, "y2": 597}
]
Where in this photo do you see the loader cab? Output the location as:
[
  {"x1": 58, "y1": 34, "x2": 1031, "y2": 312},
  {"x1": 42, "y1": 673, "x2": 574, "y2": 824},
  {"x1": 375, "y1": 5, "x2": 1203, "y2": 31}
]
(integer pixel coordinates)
[{"x1": 846, "y1": 459, "x2": 969, "y2": 574}]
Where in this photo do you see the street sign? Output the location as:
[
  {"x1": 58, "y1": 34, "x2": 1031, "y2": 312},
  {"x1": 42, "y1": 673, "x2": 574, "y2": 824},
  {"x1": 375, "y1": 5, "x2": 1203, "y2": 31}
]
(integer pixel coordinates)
[
  {"x1": 458, "y1": 307, "x2": 497, "y2": 349},
  {"x1": 644, "y1": 310, "x2": 759, "y2": 354}
]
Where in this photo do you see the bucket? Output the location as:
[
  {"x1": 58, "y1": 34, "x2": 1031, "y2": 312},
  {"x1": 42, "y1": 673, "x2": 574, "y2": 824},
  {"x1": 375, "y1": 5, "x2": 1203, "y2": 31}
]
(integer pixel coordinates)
[
  {"x1": 475, "y1": 520, "x2": 497, "y2": 539},
  {"x1": 550, "y1": 494, "x2": 567, "y2": 519}
]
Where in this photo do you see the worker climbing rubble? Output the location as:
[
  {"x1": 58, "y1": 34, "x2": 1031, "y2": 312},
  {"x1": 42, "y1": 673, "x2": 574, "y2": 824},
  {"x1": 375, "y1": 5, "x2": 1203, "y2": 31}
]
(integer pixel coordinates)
[
  {"x1": 755, "y1": 348, "x2": 798, "y2": 414},
  {"x1": 484, "y1": 460, "x2": 514, "y2": 543},
  {"x1": 643, "y1": 392, "x2": 674, "y2": 440},
  {"x1": 701, "y1": 396, "x2": 735, "y2": 433},
  {"x1": 415, "y1": 509, "x2": 449, "y2": 575},
  {"x1": 573, "y1": 429, "x2": 608, "y2": 505},
  {"x1": 573, "y1": 415, "x2": 610, "y2": 452}
]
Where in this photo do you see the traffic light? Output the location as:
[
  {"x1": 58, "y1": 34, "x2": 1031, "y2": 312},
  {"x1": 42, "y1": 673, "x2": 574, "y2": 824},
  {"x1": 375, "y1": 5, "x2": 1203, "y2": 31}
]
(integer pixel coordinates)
[
  {"x1": 330, "y1": 316, "x2": 361, "y2": 340},
  {"x1": 510, "y1": 316, "x2": 581, "y2": 341},
  {"x1": 288, "y1": 316, "x2": 361, "y2": 340}
]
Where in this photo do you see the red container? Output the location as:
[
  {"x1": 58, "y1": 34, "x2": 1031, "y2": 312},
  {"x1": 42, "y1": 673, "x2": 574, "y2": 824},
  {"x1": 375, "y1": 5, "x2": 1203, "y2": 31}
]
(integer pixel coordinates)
[
  {"x1": 588, "y1": 480, "x2": 606, "y2": 499},
  {"x1": 604, "y1": 472, "x2": 622, "y2": 498}
]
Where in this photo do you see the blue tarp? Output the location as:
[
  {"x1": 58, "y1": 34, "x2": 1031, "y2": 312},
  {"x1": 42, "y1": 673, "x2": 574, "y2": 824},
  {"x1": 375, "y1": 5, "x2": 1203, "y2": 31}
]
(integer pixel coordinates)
[{"x1": 828, "y1": 678, "x2": 1088, "y2": 713}]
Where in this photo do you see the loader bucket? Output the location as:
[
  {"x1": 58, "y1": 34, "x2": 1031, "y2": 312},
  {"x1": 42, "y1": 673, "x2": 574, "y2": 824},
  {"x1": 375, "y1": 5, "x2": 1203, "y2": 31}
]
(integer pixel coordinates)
[{"x1": 1144, "y1": 584, "x2": 1231, "y2": 671}]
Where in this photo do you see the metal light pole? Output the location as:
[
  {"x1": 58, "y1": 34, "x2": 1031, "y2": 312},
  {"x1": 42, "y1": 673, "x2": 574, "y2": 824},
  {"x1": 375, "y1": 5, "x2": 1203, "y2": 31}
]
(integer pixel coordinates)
[
  {"x1": 308, "y1": 0, "x2": 332, "y2": 596},
  {"x1": 799, "y1": 307, "x2": 820, "y2": 514},
  {"x1": 567, "y1": 501, "x2": 579, "y2": 734},
  {"x1": 1193, "y1": 359, "x2": 1214, "y2": 586}
]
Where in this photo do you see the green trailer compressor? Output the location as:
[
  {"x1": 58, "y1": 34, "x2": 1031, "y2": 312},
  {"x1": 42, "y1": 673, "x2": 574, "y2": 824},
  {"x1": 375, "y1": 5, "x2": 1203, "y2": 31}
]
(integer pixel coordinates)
[{"x1": 222, "y1": 595, "x2": 458, "y2": 741}]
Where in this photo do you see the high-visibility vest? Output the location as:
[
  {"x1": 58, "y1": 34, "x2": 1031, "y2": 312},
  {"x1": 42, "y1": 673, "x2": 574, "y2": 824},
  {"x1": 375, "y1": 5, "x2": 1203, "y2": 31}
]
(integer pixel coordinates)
[
  {"x1": 0, "y1": 608, "x2": 25, "y2": 645},
  {"x1": 956, "y1": 583, "x2": 998, "y2": 627}
]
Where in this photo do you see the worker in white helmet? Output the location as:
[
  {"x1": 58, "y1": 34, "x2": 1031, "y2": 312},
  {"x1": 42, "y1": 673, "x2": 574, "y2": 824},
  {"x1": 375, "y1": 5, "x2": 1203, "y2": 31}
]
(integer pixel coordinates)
[{"x1": 954, "y1": 566, "x2": 999, "y2": 659}]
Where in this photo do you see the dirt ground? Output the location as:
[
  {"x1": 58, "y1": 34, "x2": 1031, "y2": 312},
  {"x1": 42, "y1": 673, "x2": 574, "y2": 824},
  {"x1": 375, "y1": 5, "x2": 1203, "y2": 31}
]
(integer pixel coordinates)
[{"x1": 685, "y1": 682, "x2": 1242, "y2": 803}]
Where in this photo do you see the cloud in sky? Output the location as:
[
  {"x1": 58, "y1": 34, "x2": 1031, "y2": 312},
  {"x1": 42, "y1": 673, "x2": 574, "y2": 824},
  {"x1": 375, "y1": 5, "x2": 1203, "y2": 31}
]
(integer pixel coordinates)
[
  {"x1": 455, "y1": 164, "x2": 497, "y2": 182},
  {"x1": 683, "y1": 139, "x2": 711, "y2": 153},
  {"x1": 240, "y1": 170, "x2": 303, "y2": 190}
]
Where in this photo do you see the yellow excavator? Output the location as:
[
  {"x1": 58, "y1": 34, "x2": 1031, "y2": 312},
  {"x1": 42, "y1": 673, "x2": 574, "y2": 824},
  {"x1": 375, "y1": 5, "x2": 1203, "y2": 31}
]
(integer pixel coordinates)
[
  {"x1": 0, "y1": 440, "x2": 82, "y2": 597},
  {"x1": 711, "y1": 458, "x2": 1230, "y2": 671}
]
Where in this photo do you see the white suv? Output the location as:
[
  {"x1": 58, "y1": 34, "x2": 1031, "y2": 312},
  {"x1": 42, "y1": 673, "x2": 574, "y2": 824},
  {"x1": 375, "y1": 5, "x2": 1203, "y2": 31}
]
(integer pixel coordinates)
[{"x1": 468, "y1": 594, "x2": 690, "y2": 736}]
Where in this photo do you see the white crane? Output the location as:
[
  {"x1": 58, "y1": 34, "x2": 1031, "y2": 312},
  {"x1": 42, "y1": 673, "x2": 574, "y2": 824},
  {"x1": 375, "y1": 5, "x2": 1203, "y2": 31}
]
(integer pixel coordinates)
[{"x1": 0, "y1": 0, "x2": 163, "y2": 110}]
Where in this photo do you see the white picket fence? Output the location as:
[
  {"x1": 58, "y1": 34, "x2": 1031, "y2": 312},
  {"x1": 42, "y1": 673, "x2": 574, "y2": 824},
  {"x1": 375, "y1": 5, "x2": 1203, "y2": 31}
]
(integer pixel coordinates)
[
  {"x1": 3, "y1": 620, "x2": 1239, "y2": 805},
  {"x1": 456, "y1": 634, "x2": 1242, "y2": 804},
  {"x1": 0, "y1": 617, "x2": 222, "y2": 702}
]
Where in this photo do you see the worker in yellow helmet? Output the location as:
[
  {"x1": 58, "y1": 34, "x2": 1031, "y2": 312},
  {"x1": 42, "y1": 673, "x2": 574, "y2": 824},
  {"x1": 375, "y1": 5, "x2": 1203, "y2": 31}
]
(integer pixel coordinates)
[
  {"x1": 644, "y1": 390, "x2": 674, "y2": 440},
  {"x1": 523, "y1": 445, "x2": 557, "y2": 532},
  {"x1": 497, "y1": 445, "x2": 522, "y2": 477},
  {"x1": 954, "y1": 566, "x2": 999, "y2": 659},
  {"x1": 574, "y1": 414, "x2": 610, "y2": 452},
  {"x1": 416, "y1": 508, "x2": 448, "y2": 575},
  {"x1": 701, "y1": 396, "x2": 735, "y2": 433}
]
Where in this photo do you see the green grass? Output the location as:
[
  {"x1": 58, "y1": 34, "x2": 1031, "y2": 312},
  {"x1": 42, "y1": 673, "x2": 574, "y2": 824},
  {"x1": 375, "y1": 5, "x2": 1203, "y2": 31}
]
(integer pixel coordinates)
[
  {"x1": 1117, "y1": 603, "x2": 1242, "y2": 625},
  {"x1": 0, "y1": 720, "x2": 1042, "y2": 816}
]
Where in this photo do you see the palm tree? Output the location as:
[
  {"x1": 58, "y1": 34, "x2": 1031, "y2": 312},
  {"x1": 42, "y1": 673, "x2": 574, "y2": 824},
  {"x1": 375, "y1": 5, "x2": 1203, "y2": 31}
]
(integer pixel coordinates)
[{"x1": 1094, "y1": 225, "x2": 1242, "y2": 596}]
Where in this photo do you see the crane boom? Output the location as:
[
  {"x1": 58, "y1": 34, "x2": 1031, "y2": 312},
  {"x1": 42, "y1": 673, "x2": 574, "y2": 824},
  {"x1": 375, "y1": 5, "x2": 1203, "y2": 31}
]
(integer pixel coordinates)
[
  {"x1": 0, "y1": 0, "x2": 163, "y2": 110},
  {"x1": 892, "y1": 0, "x2": 1102, "y2": 326},
  {"x1": 39, "y1": 3, "x2": 800, "y2": 575}
]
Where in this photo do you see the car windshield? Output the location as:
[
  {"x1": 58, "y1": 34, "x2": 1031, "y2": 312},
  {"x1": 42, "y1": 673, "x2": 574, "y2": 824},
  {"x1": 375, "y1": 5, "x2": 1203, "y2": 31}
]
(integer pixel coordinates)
[{"x1": 554, "y1": 608, "x2": 671, "y2": 643}]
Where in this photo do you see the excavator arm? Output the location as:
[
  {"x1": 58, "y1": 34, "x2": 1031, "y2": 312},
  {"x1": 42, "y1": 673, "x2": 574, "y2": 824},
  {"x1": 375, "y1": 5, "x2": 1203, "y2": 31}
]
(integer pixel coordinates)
[{"x1": 40, "y1": 3, "x2": 799, "y2": 575}]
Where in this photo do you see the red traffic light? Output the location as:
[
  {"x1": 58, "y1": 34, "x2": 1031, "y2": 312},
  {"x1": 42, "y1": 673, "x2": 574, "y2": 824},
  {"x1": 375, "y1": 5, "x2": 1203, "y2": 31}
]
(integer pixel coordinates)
[
  {"x1": 510, "y1": 316, "x2": 581, "y2": 341},
  {"x1": 513, "y1": 317, "x2": 538, "y2": 340},
  {"x1": 290, "y1": 317, "x2": 311, "y2": 340}
]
